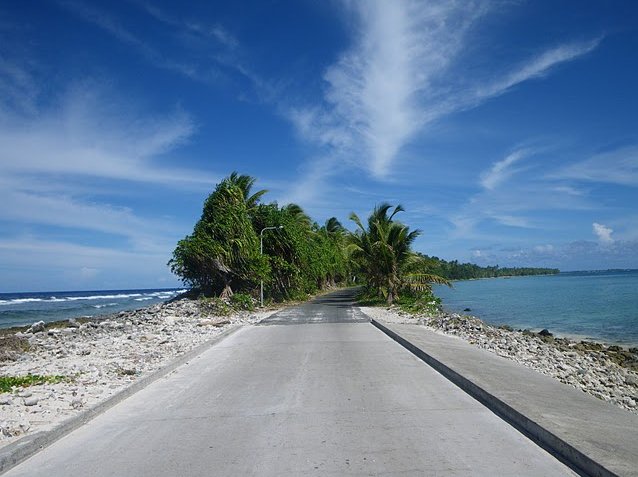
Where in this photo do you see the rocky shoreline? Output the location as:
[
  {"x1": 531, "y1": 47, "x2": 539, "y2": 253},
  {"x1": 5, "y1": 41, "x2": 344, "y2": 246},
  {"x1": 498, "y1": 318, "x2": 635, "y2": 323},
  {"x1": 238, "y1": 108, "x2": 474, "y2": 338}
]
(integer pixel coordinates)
[
  {"x1": 0, "y1": 298, "x2": 279, "y2": 447},
  {"x1": 361, "y1": 305, "x2": 638, "y2": 414}
]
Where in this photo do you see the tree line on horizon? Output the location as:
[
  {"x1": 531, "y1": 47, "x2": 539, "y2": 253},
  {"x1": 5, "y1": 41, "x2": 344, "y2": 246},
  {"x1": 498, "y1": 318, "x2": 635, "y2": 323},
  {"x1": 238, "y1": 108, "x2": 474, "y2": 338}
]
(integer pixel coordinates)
[
  {"x1": 414, "y1": 254, "x2": 559, "y2": 280},
  {"x1": 169, "y1": 172, "x2": 555, "y2": 306}
]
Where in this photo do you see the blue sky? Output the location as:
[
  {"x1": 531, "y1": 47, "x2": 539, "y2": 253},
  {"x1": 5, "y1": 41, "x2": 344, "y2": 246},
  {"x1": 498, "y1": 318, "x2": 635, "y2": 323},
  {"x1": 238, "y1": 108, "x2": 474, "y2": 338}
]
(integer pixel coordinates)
[{"x1": 1, "y1": 1, "x2": 638, "y2": 291}]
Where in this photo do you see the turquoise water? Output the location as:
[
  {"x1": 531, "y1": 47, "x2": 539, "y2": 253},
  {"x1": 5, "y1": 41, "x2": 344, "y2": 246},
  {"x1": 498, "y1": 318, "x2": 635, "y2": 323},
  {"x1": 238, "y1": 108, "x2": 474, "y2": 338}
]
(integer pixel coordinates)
[{"x1": 434, "y1": 270, "x2": 638, "y2": 347}]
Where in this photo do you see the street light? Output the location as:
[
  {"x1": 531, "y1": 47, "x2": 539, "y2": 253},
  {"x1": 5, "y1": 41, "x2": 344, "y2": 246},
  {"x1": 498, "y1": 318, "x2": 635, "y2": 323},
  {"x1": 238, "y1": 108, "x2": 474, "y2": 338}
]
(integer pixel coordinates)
[{"x1": 260, "y1": 225, "x2": 283, "y2": 307}]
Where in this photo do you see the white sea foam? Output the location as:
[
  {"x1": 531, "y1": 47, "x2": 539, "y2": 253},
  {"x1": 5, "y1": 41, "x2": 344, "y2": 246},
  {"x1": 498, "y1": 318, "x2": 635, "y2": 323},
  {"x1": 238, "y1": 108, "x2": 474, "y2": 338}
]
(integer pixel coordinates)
[
  {"x1": 66, "y1": 293, "x2": 144, "y2": 301},
  {"x1": 0, "y1": 289, "x2": 184, "y2": 307},
  {"x1": 0, "y1": 298, "x2": 45, "y2": 305},
  {"x1": 93, "y1": 303, "x2": 119, "y2": 309}
]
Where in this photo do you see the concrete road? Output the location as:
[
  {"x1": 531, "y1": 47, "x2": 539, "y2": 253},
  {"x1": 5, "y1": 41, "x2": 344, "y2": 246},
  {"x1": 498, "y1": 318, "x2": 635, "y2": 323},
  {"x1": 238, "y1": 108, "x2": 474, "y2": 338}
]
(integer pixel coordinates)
[{"x1": 4, "y1": 289, "x2": 577, "y2": 476}]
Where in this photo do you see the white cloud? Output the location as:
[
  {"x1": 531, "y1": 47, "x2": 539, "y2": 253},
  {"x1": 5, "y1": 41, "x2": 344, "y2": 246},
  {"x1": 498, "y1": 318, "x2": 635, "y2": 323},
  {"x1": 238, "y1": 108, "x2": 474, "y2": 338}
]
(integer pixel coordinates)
[
  {"x1": 449, "y1": 178, "x2": 596, "y2": 239},
  {"x1": 474, "y1": 39, "x2": 601, "y2": 100},
  {"x1": 551, "y1": 146, "x2": 638, "y2": 187},
  {"x1": 0, "y1": 187, "x2": 176, "y2": 248},
  {"x1": 0, "y1": 237, "x2": 179, "y2": 290},
  {"x1": 286, "y1": 1, "x2": 600, "y2": 185},
  {"x1": 492, "y1": 215, "x2": 533, "y2": 228},
  {"x1": 480, "y1": 149, "x2": 529, "y2": 190},
  {"x1": 533, "y1": 244, "x2": 555, "y2": 253},
  {"x1": 0, "y1": 81, "x2": 216, "y2": 187},
  {"x1": 459, "y1": 239, "x2": 638, "y2": 271},
  {"x1": 57, "y1": 0, "x2": 207, "y2": 80},
  {"x1": 593, "y1": 222, "x2": 614, "y2": 244},
  {"x1": 0, "y1": 57, "x2": 38, "y2": 114},
  {"x1": 0, "y1": 77, "x2": 214, "y2": 256}
]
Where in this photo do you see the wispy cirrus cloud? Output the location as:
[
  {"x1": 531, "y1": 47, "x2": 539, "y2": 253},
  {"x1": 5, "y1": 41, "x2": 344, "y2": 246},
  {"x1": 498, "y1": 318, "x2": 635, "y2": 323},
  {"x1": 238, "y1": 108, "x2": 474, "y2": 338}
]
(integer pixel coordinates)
[
  {"x1": 0, "y1": 237, "x2": 178, "y2": 291},
  {"x1": 0, "y1": 70, "x2": 216, "y2": 250},
  {"x1": 472, "y1": 38, "x2": 601, "y2": 101},
  {"x1": 0, "y1": 57, "x2": 39, "y2": 114},
  {"x1": 287, "y1": 1, "x2": 601, "y2": 183},
  {"x1": 56, "y1": 0, "x2": 243, "y2": 84},
  {"x1": 136, "y1": 1, "x2": 239, "y2": 49},
  {"x1": 480, "y1": 149, "x2": 531, "y2": 190},
  {"x1": 0, "y1": 79, "x2": 215, "y2": 187},
  {"x1": 551, "y1": 146, "x2": 638, "y2": 186}
]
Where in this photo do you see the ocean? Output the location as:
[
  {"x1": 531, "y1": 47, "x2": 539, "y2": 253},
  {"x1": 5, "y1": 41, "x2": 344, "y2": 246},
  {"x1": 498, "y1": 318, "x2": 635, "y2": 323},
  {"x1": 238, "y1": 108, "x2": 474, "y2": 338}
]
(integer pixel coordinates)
[
  {"x1": 0, "y1": 288, "x2": 187, "y2": 329},
  {"x1": 434, "y1": 270, "x2": 638, "y2": 347}
]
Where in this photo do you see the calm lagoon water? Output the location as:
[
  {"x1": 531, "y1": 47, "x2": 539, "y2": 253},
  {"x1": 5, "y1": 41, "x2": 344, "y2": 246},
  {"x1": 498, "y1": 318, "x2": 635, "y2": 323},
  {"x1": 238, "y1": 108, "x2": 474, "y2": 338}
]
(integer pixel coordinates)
[
  {"x1": 0, "y1": 288, "x2": 186, "y2": 329},
  {"x1": 434, "y1": 270, "x2": 638, "y2": 347}
]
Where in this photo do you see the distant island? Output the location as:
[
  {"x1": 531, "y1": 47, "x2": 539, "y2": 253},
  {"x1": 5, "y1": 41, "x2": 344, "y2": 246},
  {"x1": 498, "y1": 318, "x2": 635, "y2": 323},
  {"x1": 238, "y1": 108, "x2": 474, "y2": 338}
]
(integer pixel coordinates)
[{"x1": 415, "y1": 253, "x2": 559, "y2": 280}]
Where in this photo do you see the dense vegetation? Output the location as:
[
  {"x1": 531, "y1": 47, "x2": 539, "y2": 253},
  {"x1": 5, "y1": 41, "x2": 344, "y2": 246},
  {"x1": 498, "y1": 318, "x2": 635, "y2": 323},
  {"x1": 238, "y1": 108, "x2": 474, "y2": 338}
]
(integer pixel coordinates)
[
  {"x1": 348, "y1": 204, "x2": 450, "y2": 305},
  {"x1": 169, "y1": 173, "x2": 348, "y2": 302},
  {"x1": 170, "y1": 172, "x2": 557, "y2": 307},
  {"x1": 413, "y1": 254, "x2": 559, "y2": 280}
]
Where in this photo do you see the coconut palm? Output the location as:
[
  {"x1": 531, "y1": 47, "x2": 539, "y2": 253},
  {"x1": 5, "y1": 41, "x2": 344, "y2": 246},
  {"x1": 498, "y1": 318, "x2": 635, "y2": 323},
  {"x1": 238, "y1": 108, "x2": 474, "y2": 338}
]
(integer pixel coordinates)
[
  {"x1": 349, "y1": 203, "x2": 450, "y2": 304},
  {"x1": 225, "y1": 171, "x2": 268, "y2": 211}
]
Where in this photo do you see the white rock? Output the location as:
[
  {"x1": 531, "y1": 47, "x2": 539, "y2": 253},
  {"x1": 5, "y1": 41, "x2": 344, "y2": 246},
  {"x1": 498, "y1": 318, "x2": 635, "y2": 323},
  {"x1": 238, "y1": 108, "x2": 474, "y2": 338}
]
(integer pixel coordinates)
[
  {"x1": 23, "y1": 397, "x2": 39, "y2": 406},
  {"x1": 28, "y1": 321, "x2": 46, "y2": 333}
]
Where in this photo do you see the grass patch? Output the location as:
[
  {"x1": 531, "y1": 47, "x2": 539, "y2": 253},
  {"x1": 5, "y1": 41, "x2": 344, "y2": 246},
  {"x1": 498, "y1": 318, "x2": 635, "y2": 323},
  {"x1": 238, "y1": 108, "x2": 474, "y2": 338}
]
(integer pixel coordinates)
[
  {"x1": 395, "y1": 292, "x2": 442, "y2": 315},
  {"x1": 0, "y1": 374, "x2": 70, "y2": 393},
  {"x1": 356, "y1": 288, "x2": 442, "y2": 315}
]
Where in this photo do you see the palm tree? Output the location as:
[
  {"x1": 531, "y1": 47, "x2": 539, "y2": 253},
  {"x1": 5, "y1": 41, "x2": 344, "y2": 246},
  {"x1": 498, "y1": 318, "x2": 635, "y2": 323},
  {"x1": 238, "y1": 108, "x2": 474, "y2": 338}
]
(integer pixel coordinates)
[
  {"x1": 349, "y1": 203, "x2": 450, "y2": 305},
  {"x1": 225, "y1": 171, "x2": 268, "y2": 211},
  {"x1": 282, "y1": 203, "x2": 313, "y2": 230}
]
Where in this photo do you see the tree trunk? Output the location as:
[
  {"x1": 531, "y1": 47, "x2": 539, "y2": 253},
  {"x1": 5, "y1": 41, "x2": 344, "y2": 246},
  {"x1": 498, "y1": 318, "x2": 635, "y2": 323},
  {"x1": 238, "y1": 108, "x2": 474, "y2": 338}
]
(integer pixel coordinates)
[{"x1": 220, "y1": 283, "x2": 233, "y2": 300}]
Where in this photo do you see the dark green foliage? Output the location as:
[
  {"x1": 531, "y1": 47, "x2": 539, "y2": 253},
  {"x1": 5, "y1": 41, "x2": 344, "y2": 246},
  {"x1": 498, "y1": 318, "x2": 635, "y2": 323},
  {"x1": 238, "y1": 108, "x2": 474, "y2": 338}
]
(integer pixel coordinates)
[
  {"x1": 250, "y1": 203, "x2": 349, "y2": 301},
  {"x1": 349, "y1": 203, "x2": 450, "y2": 305},
  {"x1": 413, "y1": 253, "x2": 559, "y2": 280},
  {"x1": 395, "y1": 290, "x2": 442, "y2": 315},
  {"x1": 199, "y1": 296, "x2": 232, "y2": 315},
  {"x1": 230, "y1": 293, "x2": 255, "y2": 311},
  {"x1": 169, "y1": 176, "x2": 267, "y2": 296},
  {"x1": 170, "y1": 172, "x2": 553, "y2": 307},
  {"x1": 170, "y1": 173, "x2": 350, "y2": 301}
]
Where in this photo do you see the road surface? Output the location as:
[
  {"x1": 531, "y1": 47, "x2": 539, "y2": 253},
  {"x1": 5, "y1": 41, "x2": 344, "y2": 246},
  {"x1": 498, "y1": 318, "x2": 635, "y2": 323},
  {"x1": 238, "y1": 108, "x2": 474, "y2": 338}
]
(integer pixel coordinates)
[{"x1": 4, "y1": 289, "x2": 577, "y2": 476}]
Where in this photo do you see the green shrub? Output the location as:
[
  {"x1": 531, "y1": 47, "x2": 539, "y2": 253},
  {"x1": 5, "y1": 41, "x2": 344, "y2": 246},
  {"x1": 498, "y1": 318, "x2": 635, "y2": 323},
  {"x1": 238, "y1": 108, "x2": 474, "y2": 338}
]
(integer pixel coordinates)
[
  {"x1": 396, "y1": 291, "x2": 442, "y2": 315},
  {"x1": 0, "y1": 374, "x2": 69, "y2": 393},
  {"x1": 230, "y1": 293, "x2": 255, "y2": 311},
  {"x1": 199, "y1": 296, "x2": 232, "y2": 316}
]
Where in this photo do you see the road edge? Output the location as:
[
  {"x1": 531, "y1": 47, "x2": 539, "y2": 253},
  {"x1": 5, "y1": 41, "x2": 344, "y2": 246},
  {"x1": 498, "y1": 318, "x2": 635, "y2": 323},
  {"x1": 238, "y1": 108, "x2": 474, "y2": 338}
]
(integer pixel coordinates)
[
  {"x1": 370, "y1": 318, "x2": 616, "y2": 477},
  {"x1": 0, "y1": 324, "x2": 244, "y2": 475}
]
